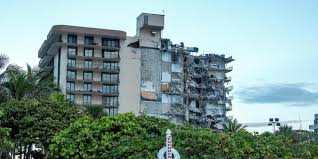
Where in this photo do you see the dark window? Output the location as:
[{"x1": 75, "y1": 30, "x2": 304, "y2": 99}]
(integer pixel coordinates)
[
  {"x1": 83, "y1": 83, "x2": 92, "y2": 92},
  {"x1": 102, "y1": 73, "x2": 118, "y2": 82},
  {"x1": 84, "y1": 60, "x2": 92, "y2": 68},
  {"x1": 67, "y1": 70, "x2": 76, "y2": 79},
  {"x1": 84, "y1": 36, "x2": 94, "y2": 45},
  {"x1": 83, "y1": 95, "x2": 92, "y2": 105},
  {"x1": 102, "y1": 85, "x2": 118, "y2": 93},
  {"x1": 84, "y1": 48, "x2": 94, "y2": 57},
  {"x1": 103, "y1": 107, "x2": 118, "y2": 116},
  {"x1": 66, "y1": 82, "x2": 75, "y2": 91},
  {"x1": 102, "y1": 50, "x2": 119, "y2": 58},
  {"x1": 102, "y1": 38, "x2": 119, "y2": 47},
  {"x1": 68, "y1": 34, "x2": 77, "y2": 44},
  {"x1": 66, "y1": 94, "x2": 75, "y2": 103},
  {"x1": 67, "y1": 47, "x2": 77, "y2": 56},
  {"x1": 195, "y1": 100, "x2": 199, "y2": 108},
  {"x1": 103, "y1": 96, "x2": 118, "y2": 106},
  {"x1": 83, "y1": 72, "x2": 93, "y2": 80},
  {"x1": 67, "y1": 58, "x2": 76, "y2": 67},
  {"x1": 103, "y1": 62, "x2": 119, "y2": 70}
]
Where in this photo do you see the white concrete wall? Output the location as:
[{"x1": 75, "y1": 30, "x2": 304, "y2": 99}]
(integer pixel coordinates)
[
  {"x1": 118, "y1": 37, "x2": 141, "y2": 115},
  {"x1": 139, "y1": 28, "x2": 161, "y2": 48},
  {"x1": 60, "y1": 46, "x2": 68, "y2": 94}
]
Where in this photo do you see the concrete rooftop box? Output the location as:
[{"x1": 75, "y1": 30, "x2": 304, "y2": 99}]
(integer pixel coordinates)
[{"x1": 137, "y1": 13, "x2": 164, "y2": 31}]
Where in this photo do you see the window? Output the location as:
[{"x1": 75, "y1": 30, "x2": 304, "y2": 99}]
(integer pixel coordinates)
[
  {"x1": 68, "y1": 34, "x2": 77, "y2": 44},
  {"x1": 102, "y1": 50, "x2": 119, "y2": 58},
  {"x1": 84, "y1": 60, "x2": 92, "y2": 68},
  {"x1": 67, "y1": 47, "x2": 77, "y2": 56},
  {"x1": 67, "y1": 58, "x2": 76, "y2": 67},
  {"x1": 103, "y1": 62, "x2": 119, "y2": 70},
  {"x1": 84, "y1": 36, "x2": 94, "y2": 45},
  {"x1": 83, "y1": 72, "x2": 93, "y2": 80},
  {"x1": 103, "y1": 96, "x2": 118, "y2": 106},
  {"x1": 84, "y1": 48, "x2": 94, "y2": 57},
  {"x1": 83, "y1": 95, "x2": 92, "y2": 105},
  {"x1": 102, "y1": 38, "x2": 119, "y2": 47},
  {"x1": 102, "y1": 85, "x2": 118, "y2": 93},
  {"x1": 66, "y1": 94, "x2": 75, "y2": 103},
  {"x1": 103, "y1": 107, "x2": 118, "y2": 116},
  {"x1": 102, "y1": 73, "x2": 118, "y2": 82},
  {"x1": 83, "y1": 83, "x2": 92, "y2": 92},
  {"x1": 66, "y1": 82, "x2": 75, "y2": 91},
  {"x1": 67, "y1": 70, "x2": 76, "y2": 79}
]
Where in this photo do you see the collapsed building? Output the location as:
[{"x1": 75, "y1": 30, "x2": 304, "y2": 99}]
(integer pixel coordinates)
[
  {"x1": 137, "y1": 37, "x2": 234, "y2": 129},
  {"x1": 38, "y1": 13, "x2": 234, "y2": 130}
]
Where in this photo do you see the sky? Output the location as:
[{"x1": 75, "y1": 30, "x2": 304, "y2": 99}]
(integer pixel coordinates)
[{"x1": 0, "y1": 0, "x2": 317, "y2": 132}]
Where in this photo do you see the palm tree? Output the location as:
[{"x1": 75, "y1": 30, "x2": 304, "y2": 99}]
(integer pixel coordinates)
[
  {"x1": 1, "y1": 63, "x2": 56, "y2": 100},
  {"x1": 223, "y1": 117, "x2": 247, "y2": 132},
  {"x1": 276, "y1": 125, "x2": 293, "y2": 136},
  {"x1": 0, "y1": 54, "x2": 10, "y2": 103}
]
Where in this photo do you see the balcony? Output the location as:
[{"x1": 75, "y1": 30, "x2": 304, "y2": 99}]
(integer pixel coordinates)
[
  {"x1": 225, "y1": 66, "x2": 233, "y2": 73},
  {"x1": 225, "y1": 56, "x2": 234, "y2": 63},
  {"x1": 225, "y1": 104, "x2": 232, "y2": 111},
  {"x1": 225, "y1": 86, "x2": 233, "y2": 92},
  {"x1": 66, "y1": 89, "x2": 119, "y2": 96},
  {"x1": 67, "y1": 63, "x2": 120, "y2": 73},
  {"x1": 102, "y1": 101, "x2": 119, "y2": 107},
  {"x1": 67, "y1": 54, "x2": 120, "y2": 62},
  {"x1": 224, "y1": 76, "x2": 232, "y2": 82},
  {"x1": 66, "y1": 77, "x2": 120, "y2": 85}
]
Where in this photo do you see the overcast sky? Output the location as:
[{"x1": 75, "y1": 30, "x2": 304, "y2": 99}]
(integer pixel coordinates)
[{"x1": 1, "y1": 0, "x2": 317, "y2": 132}]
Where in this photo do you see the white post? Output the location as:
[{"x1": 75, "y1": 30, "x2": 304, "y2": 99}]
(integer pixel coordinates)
[
  {"x1": 166, "y1": 129, "x2": 172, "y2": 159},
  {"x1": 157, "y1": 129, "x2": 180, "y2": 159}
]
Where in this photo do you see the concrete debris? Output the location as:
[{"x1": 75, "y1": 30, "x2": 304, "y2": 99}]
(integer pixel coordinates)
[
  {"x1": 139, "y1": 38, "x2": 234, "y2": 130},
  {"x1": 141, "y1": 91, "x2": 158, "y2": 100}
]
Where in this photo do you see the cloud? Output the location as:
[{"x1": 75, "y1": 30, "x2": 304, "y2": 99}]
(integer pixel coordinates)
[{"x1": 236, "y1": 83, "x2": 318, "y2": 106}]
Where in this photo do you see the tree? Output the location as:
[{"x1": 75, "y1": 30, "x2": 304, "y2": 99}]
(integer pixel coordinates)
[
  {"x1": 0, "y1": 110, "x2": 13, "y2": 158},
  {"x1": 0, "y1": 54, "x2": 9, "y2": 103},
  {"x1": 223, "y1": 117, "x2": 247, "y2": 132},
  {"x1": 1, "y1": 64, "x2": 56, "y2": 100},
  {"x1": 0, "y1": 99, "x2": 81, "y2": 159},
  {"x1": 49, "y1": 113, "x2": 318, "y2": 158},
  {"x1": 276, "y1": 124, "x2": 293, "y2": 136},
  {"x1": 84, "y1": 105, "x2": 107, "y2": 118}
]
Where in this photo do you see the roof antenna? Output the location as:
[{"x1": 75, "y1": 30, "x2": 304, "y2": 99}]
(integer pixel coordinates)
[{"x1": 162, "y1": 10, "x2": 165, "y2": 15}]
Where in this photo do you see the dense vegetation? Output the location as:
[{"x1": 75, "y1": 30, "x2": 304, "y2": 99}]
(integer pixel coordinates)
[
  {"x1": 0, "y1": 99, "x2": 81, "y2": 158},
  {"x1": 50, "y1": 113, "x2": 318, "y2": 159}
]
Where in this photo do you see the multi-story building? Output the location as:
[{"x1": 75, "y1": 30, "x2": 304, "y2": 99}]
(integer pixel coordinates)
[
  {"x1": 309, "y1": 114, "x2": 318, "y2": 132},
  {"x1": 38, "y1": 13, "x2": 234, "y2": 129}
]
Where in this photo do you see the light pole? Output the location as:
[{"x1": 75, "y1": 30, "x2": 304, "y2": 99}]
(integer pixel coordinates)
[{"x1": 268, "y1": 118, "x2": 280, "y2": 133}]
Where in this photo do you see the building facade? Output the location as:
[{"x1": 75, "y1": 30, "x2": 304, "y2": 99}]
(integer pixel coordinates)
[
  {"x1": 38, "y1": 13, "x2": 234, "y2": 129},
  {"x1": 309, "y1": 114, "x2": 318, "y2": 133}
]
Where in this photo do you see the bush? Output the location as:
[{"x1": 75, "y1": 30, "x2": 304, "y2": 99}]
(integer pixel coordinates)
[
  {"x1": 50, "y1": 113, "x2": 318, "y2": 159},
  {"x1": 0, "y1": 99, "x2": 81, "y2": 158}
]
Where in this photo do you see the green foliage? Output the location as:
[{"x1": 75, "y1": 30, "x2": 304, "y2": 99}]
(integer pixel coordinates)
[
  {"x1": 50, "y1": 113, "x2": 318, "y2": 159},
  {"x1": 0, "y1": 99, "x2": 81, "y2": 150},
  {"x1": 0, "y1": 111, "x2": 13, "y2": 148},
  {"x1": 84, "y1": 105, "x2": 107, "y2": 119},
  {"x1": 223, "y1": 117, "x2": 247, "y2": 132},
  {"x1": 0, "y1": 64, "x2": 56, "y2": 101}
]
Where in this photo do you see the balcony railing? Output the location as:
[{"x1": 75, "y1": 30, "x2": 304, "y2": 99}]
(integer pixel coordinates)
[
  {"x1": 66, "y1": 89, "x2": 119, "y2": 96},
  {"x1": 224, "y1": 76, "x2": 232, "y2": 82},
  {"x1": 225, "y1": 66, "x2": 233, "y2": 73},
  {"x1": 67, "y1": 63, "x2": 119, "y2": 71},
  {"x1": 225, "y1": 86, "x2": 233, "y2": 92}
]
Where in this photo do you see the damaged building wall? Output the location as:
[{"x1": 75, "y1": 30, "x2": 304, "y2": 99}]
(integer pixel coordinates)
[
  {"x1": 130, "y1": 13, "x2": 234, "y2": 130},
  {"x1": 184, "y1": 54, "x2": 233, "y2": 129}
]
